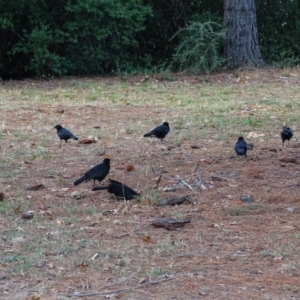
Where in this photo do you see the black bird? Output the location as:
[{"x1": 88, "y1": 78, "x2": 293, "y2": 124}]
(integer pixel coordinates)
[
  {"x1": 74, "y1": 158, "x2": 110, "y2": 186},
  {"x1": 281, "y1": 126, "x2": 293, "y2": 147},
  {"x1": 92, "y1": 179, "x2": 140, "y2": 201},
  {"x1": 235, "y1": 136, "x2": 248, "y2": 157},
  {"x1": 53, "y1": 124, "x2": 78, "y2": 147},
  {"x1": 143, "y1": 122, "x2": 170, "y2": 142}
]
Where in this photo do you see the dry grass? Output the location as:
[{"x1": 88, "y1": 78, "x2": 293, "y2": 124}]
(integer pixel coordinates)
[{"x1": 1, "y1": 68, "x2": 300, "y2": 299}]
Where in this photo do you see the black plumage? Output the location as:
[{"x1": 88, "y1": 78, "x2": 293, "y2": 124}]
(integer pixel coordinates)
[
  {"x1": 144, "y1": 122, "x2": 170, "y2": 141},
  {"x1": 281, "y1": 126, "x2": 293, "y2": 147},
  {"x1": 53, "y1": 124, "x2": 78, "y2": 147},
  {"x1": 92, "y1": 179, "x2": 140, "y2": 201},
  {"x1": 235, "y1": 136, "x2": 248, "y2": 157},
  {"x1": 74, "y1": 158, "x2": 110, "y2": 186}
]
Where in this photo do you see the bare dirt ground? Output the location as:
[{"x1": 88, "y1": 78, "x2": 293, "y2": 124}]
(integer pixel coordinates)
[{"x1": 0, "y1": 69, "x2": 300, "y2": 299}]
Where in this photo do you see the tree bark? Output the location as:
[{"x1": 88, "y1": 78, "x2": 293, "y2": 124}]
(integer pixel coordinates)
[{"x1": 224, "y1": 0, "x2": 266, "y2": 68}]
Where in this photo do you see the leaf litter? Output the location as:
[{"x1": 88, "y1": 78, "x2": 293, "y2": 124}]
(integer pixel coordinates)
[{"x1": 0, "y1": 69, "x2": 300, "y2": 299}]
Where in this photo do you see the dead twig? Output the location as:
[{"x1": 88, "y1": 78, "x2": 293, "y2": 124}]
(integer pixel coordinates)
[
  {"x1": 269, "y1": 172, "x2": 300, "y2": 179},
  {"x1": 199, "y1": 153, "x2": 221, "y2": 174},
  {"x1": 95, "y1": 274, "x2": 134, "y2": 290},
  {"x1": 211, "y1": 174, "x2": 229, "y2": 181},
  {"x1": 155, "y1": 174, "x2": 162, "y2": 188},
  {"x1": 193, "y1": 162, "x2": 199, "y2": 173},
  {"x1": 108, "y1": 233, "x2": 130, "y2": 238},
  {"x1": 66, "y1": 277, "x2": 173, "y2": 298},
  {"x1": 176, "y1": 175, "x2": 193, "y2": 191}
]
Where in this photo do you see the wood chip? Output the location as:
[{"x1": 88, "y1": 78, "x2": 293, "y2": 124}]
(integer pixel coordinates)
[
  {"x1": 152, "y1": 218, "x2": 190, "y2": 230},
  {"x1": 26, "y1": 184, "x2": 45, "y2": 191},
  {"x1": 279, "y1": 157, "x2": 297, "y2": 163},
  {"x1": 79, "y1": 137, "x2": 97, "y2": 144}
]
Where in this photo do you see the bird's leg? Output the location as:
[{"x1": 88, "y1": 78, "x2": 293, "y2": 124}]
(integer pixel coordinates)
[{"x1": 59, "y1": 140, "x2": 62, "y2": 147}]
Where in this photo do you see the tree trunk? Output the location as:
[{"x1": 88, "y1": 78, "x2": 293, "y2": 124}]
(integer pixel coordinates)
[{"x1": 224, "y1": 0, "x2": 266, "y2": 68}]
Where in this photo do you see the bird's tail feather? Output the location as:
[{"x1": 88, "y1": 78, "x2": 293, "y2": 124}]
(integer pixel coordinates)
[
  {"x1": 92, "y1": 186, "x2": 109, "y2": 191},
  {"x1": 144, "y1": 132, "x2": 152, "y2": 137},
  {"x1": 74, "y1": 176, "x2": 87, "y2": 186},
  {"x1": 73, "y1": 136, "x2": 79, "y2": 140}
]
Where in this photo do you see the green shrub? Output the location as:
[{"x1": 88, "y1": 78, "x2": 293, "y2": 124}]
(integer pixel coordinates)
[
  {"x1": 170, "y1": 20, "x2": 225, "y2": 74},
  {"x1": 0, "y1": 0, "x2": 152, "y2": 77}
]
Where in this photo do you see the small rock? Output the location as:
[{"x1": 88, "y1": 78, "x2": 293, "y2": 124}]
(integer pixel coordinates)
[
  {"x1": 22, "y1": 211, "x2": 35, "y2": 220},
  {"x1": 96, "y1": 150, "x2": 105, "y2": 156},
  {"x1": 247, "y1": 143, "x2": 254, "y2": 150},
  {"x1": 240, "y1": 194, "x2": 254, "y2": 203},
  {"x1": 286, "y1": 207, "x2": 295, "y2": 213},
  {"x1": 71, "y1": 191, "x2": 82, "y2": 199}
]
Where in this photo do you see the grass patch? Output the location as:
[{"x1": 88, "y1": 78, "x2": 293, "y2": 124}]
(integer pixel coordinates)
[
  {"x1": 1, "y1": 69, "x2": 300, "y2": 298},
  {"x1": 224, "y1": 204, "x2": 268, "y2": 216},
  {"x1": 30, "y1": 147, "x2": 51, "y2": 161}
]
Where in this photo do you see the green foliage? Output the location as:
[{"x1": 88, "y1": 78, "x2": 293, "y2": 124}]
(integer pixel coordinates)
[
  {"x1": 141, "y1": 0, "x2": 224, "y2": 66},
  {"x1": 1, "y1": 0, "x2": 300, "y2": 76},
  {"x1": 0, "y1": 0, "x2": 152, "y2": 77},
  {"x1": 271, "y1": 50, "x2": 300, "y2": 68},
  {"x1": 170, "y1": 20, "x2": 225, "y2": 74},
  {"x1": 10, "y1": 24, "x2": 69, "y2": 78},
  {"x1": 256, "y1": 0, "x2": 300, "y2": 65},
  {"x1": 63, "y1": 0, "x2": 152, "y2": 75}
]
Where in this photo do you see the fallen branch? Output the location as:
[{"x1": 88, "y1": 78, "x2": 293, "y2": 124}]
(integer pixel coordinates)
[
  {"x1": 67, "y1": 277, "x2": 173, "y2": 298},
  {"x1": 152, "y1": 218, "x2": 190, "y2": 230},
  {"x1": 176, "y1": 175, "x2": 193, "y2": 191},
  {"x1": 150, "y1": 154, "x2": 221, "y2": 192},
  {"x1": 95, "y1": 274, "x2": 134, "y2": 290},
  {"x1": 199, "y1": 153, "x2": 221, "y2": 174}
]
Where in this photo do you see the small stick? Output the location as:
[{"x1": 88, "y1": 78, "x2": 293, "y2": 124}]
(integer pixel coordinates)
[
  {"x1": 95, "y1": 274, "x2": 134, "y2": 290},
  {"x1": 199, "y1": 153, "x2": 221, "y2": 174},
  {"x1": 66, "y1": 277, "x2": 173, "y2": 298},
  {"x1": 176, "y1": 175, "x2": 193, "y2": 191}
]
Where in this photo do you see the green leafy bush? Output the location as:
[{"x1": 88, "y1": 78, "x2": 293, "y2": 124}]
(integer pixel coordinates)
[
  {"x1": 170, "y1": 21, "x2": 225, "y2": 74},
  {"x1": 256, "y1": 0, "x2": 300, "y2": 65},
  {"x1": 0, "y1": 0, "x2": 152, "y2": 77}
]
